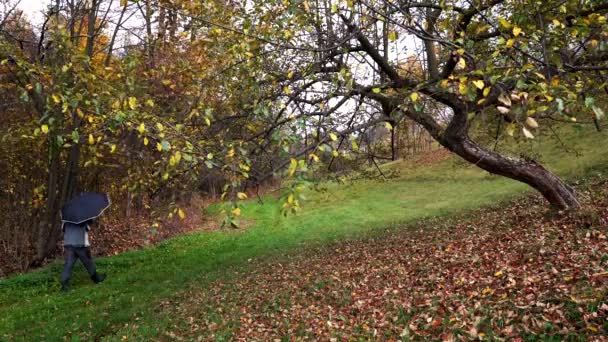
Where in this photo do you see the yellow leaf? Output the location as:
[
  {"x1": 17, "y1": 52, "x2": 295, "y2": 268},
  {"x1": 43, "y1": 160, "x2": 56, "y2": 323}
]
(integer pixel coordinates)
[
  {"x1": 458, "y1": 83, "x2": 468, "y2": 95},
  {"x1": 482, "y1": 287, "x2": 494, "y2": 295},
  {"x1": 506, "y1": 39, "x2": 514, "y2": 48},
  {"x1": 156, "y1": 123, "x2": 164, "y2": 131},
  {"x1": 473, "y1": 80, "x2": 485, "y2": 90},
  {"x1": 309, "y1": 153, "x2": 319, "y2": 162},
  {"x1": 52, "y1": 94, "x2": 61, "y2": 104},
  {"x1": 388, "y1": 31, "x2": 397, "y2": 41},
  {"x1": 385, "y1": 122, "x2": 393, "y2": 130},
  {"x1": 156, "y1": 143, "x2": 163, "y2": 151},
  {"x1": 138, "y1": 123, "x2": 145, "y2": 134},
  {"x1": 498, "y1": 94, "x2": 512, "y2": 107},
  {"x1": 120, "y1": 0, "x2": 127, "y2": 6},
  {"x1": 483, "y1": 87, "x2": 491, "y2": 97},
  {"x1": 283, "y1": 86, "x2": 292, "y2": 95},
  {"x1": 237, "y1": 192, "x2": 248, "y2": 200},
  {"x1": 512, "y1": 26, "x2": 522, "y2": 37},
  {"x1": 288, "y1": 158, "x2": 297, "y2": 176},
  {"x1": 178, "y1": 209, "x2": 186, "y2": 219},
  {"x1": 410, "y1": 92, "x2": 419, "y2": 102},
  {"x1": 231, "y1": 207, "x2": 241, "y2": 216},
  {"x1": 303, "y1": 0, "x2": 310, "y2": 11},
  {"x1": 287, "y1": 71, "x2": 294, "y2": 79},
  {"x1": 227, "y1": 148, "x2": 235, "y2": 157},
  {"x1": 526, "y1": 117, "x2": 539, "y2": 128},
  {"x1": 128, "y1": 97, "x2": 137, "y2": 110},
  {"x1": 76, "y1": 108, "x2": 84, "y2": 118},
  {"x1": 110, "y1": 144, "x2": 116, "y2": 153},
  {"x1": 457, "y1": 58, "x2": 466, "y2": 69},
  {"x1": 522, "y1": 127, "x2": 535, "y2": 139},
  {"x1": 332, "y1": 150, "x2": 339, "y2": 157},
  {"x1": 495, "y1": 271, "x2": 503, "y2": 277},
  {"x1": 329, "y1": 133, "x2": 338, "y2": 141},
  {"x1": 204, "y1": 117, "x2": 211, "y2": 126},
  {"x1": 506, "y1": 123, "x2": 516, "y2": 136},
  {"x1": 143, "y1": 137, "x2": 149, "y2": 146},
  {"x1": 88, "y1": 134, "x2": 95, "y2": 145},
  {"x1": 372, "y1": 87, "x2": 381, "y2": 93},
  {"x1": 498, "y1": 18, "x2": 511, "y2": 29},
  {"x1": 41, "y1": 125, "x2": 49, "y2": 134}
]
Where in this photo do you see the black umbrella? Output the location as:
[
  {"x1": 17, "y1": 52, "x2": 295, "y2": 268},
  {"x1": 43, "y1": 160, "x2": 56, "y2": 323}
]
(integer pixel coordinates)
[{"x1": 61, "y1": 192, "x2": 111, "y2": 224}]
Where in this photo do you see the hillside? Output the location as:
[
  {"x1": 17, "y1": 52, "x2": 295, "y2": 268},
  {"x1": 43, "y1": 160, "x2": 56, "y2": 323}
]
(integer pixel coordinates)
[{"x1": 1, "y1": 126, "x2": 607, "y2": 340}]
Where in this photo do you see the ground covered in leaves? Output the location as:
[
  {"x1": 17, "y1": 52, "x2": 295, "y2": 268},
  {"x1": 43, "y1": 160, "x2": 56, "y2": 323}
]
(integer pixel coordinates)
[{"x1": 156, "y1": 179, "x2": 608, "y2": 341}]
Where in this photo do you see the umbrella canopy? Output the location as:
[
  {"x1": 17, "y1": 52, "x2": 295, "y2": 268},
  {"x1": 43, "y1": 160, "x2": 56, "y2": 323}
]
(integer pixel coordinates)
[{"x1": 61, "y1": 192, "x2": 111, "y2": 224}]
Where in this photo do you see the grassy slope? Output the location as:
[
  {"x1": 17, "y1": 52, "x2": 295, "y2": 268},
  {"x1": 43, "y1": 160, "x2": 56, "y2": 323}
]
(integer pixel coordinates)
[{"x1": 0, "y1": 126, "x2": 607, "y2": 340}]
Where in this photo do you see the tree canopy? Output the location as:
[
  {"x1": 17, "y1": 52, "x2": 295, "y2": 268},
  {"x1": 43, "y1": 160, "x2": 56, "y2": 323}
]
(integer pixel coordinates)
[{"x1": 0, "y1": 0, "x2": 606, "y2": 263}]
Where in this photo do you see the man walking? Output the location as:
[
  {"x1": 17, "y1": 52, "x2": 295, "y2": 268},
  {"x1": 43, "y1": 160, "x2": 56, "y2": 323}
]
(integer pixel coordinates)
[{"x1": 60, "y1": 220, "x2": 106, "y2": 292}]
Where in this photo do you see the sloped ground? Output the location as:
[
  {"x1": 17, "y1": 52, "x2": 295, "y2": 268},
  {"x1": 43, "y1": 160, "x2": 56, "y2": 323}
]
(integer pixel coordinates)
[{"x1": 153, "y1": 180, "x2": 608, "y2": 341}]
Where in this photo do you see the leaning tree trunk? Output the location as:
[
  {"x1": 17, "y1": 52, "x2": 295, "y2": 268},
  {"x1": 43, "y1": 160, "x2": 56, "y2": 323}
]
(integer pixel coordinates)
[
  {"x1": 404, "y1": 104, "x2": 581, "y2": 210},
  {"x1": 441, "y1": 133, "x2": 580, "y2": 210},
  {"x1": 371, "y1": 96, "x2": 581, "y2": 209}
]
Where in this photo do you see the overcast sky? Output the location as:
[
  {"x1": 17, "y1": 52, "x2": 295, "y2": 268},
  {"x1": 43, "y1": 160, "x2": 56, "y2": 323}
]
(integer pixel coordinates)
[{"x1": 16, "y1": 0, "x2": 49, "y2": 25}]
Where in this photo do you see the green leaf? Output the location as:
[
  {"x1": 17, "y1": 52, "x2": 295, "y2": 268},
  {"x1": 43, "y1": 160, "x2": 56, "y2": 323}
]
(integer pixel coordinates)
[
  {"x1": 372, "y1": 87, "x2": 381, "y2": 93},
  {"x1": 584, "y1": 97, "x2": 595, "y2": 108}
]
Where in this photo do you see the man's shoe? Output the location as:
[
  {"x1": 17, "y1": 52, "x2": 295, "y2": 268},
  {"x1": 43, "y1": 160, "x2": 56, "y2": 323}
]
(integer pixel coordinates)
[{"x1": 92, "y1": 273, "x2": 106, "y2": 284}]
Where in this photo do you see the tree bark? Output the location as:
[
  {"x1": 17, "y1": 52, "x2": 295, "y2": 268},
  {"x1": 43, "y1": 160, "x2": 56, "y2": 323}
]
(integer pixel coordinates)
[
  {"x1": 412, "y1": 106, "x2": 582, "y2": 210},
  {"x1": 444, "y1": 135, "x2": 580, "y2": 209}
]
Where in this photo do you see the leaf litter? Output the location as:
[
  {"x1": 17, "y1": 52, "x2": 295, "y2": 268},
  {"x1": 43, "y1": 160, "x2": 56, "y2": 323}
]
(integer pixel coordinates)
[{"x1": 155, "y1": 178, "x2": 608, "y2": 340}]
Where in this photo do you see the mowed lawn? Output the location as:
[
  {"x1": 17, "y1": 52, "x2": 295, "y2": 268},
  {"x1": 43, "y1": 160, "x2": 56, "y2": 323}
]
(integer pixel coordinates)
[{"x1": 1, "y1": 126, "x2": 607, "y2": 340}]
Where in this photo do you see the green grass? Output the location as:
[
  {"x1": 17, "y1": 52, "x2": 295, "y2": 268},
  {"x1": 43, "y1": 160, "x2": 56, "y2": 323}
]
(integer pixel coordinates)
[{"x1": 1, "y1": 125, "x2": 607, "y2": 340}]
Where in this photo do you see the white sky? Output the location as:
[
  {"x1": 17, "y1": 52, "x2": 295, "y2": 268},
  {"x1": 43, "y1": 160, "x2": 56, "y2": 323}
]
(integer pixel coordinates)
[{"x1": 16, "y1": 0, "x2": 48, "y2": 26}]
